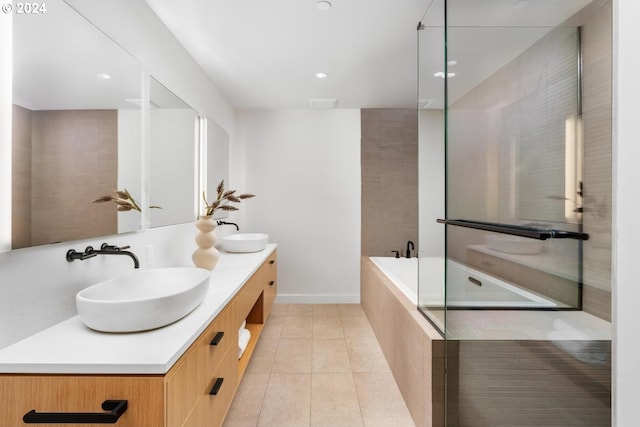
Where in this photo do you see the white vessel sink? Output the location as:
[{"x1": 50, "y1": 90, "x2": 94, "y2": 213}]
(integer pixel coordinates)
[
  {"x1": 222, "y1": 233, "x2": 268, "y2": 253},
  {"x1": 485, "y1": 235, "x2": 544, "y2": 255},
  {"x1": 76, "y1": 267, "x2": 210, "y2": 333}
]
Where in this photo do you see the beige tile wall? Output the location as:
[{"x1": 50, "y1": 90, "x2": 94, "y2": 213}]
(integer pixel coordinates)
[
  {"x1": 11, "y1": 105, "x2": 32, "y2": 249},
  {"x1": 452, "y1": 340, "x2": 611, "y2": 427},
  {"x1": 581, "y1": 1, "x2": 612, "y2": 300},
  {"x1": 28, "y1": 109, "x2": 118, "y2": 246},
  {"x1": 361, "y1": 257, "x2": 445, "y2": 427},
  {"x1": 361, "y1": 109, "x2": 419, "y2": 257}
]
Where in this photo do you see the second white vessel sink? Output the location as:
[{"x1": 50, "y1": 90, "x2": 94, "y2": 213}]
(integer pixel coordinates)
[
  {"x1": 76, "y1": 267, "x2": 210, "y2": 333},
  {"x1": 222, "y1": 233, "x2": 268, "y2": 253}
]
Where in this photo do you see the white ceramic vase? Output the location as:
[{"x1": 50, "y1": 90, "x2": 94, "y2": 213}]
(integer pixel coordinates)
[{"x1": 192, "y1": 215, "x2": 220, "y2": 271}]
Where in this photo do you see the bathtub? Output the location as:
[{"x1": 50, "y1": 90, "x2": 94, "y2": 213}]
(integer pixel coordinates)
[{"x1": 369, "y1": 256, "x2": 557, "y2": 308}]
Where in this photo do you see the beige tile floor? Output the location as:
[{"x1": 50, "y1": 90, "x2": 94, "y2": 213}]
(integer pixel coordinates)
[{"x1": 223, "y1": 303, "x2": 416, "y2": 427}]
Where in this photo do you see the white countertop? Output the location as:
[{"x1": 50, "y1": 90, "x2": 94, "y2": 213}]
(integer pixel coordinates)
[{"x1": 0, "y1": 244, "x2": 277, "y2": 375}]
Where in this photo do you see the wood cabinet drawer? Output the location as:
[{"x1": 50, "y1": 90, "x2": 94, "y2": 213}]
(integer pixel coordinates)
[
  {"x1": 0, "y1": 375, "x2": 164, "y2": 427},
  {"x1": 263, "y1": 251, "x2": 277, "y2": 317},
  {"x1": 181, "y1": 345, "x2": 239, "y2": 427},
  {"x1": 166, "y1": 304, "x2": 236, "y2": 427}
]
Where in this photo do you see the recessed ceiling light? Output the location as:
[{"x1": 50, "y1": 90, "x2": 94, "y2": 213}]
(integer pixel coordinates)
[
  {"x1": 315, "y1": 72, "x2": 328, "y2": 79},
  {"x1": 96, "y1": 73, "x2": 112, "y2": 80},
  {"x1": 316, "y1": 1, "x2": 332, "y2": 11},
  {"x1": 433, "y1": 72, "x2": 456, "y2": 78}
]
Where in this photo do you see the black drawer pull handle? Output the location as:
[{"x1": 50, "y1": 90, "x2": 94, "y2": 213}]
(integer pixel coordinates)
[
  {"x1": 209, "y1": 378, "x2": 224, "y2": 396},
  {"x1": 269, "y1": 260, "x2": 275, "y2": 265},
  {"x1": 210, "y1": 331, "x2": 224, "y2": 346},
  {"x1": 268, "y1": 280, "x2": 275, "y2": 286},
  {"x1": 23, "y1": 400, "x2": 128, "y2": 424}
]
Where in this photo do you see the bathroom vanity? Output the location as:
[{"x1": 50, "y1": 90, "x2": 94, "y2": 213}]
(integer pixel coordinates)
[{"x1": 0, "y1": 245, "x2": 277, "y2": 427}]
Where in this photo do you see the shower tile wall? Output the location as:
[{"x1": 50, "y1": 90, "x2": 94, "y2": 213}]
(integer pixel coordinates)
[
  {"x1": 11, "y1": 108, "x2": 118, "y2": 248},
  {"x1": 361, "y1": 109, "x2": 418, "y2": 257},
  {"x1": 580, "y1": 1, "x2": 612, "y2": 320},
  {"x1": 11, "y1": 105, "x2": 32, "y2": 249},
  {"x1": 452, "y1": 340, "x2": 611, "y2": 427}
]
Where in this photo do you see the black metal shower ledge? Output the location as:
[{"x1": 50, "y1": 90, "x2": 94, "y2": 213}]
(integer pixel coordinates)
[{"x1": 436, "y1": 219, "x2": 589, "y2": 241}]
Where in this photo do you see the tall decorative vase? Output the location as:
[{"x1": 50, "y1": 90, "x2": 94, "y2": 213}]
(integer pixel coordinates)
[{"x1": 192, "y1": 215, "x2": 220, "y2": 271}]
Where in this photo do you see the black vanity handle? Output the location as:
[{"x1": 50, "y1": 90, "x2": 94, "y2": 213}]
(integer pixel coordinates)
[
  {"x1": 269, "y1": 260, "x2": 275, "y2": 265},
  {"x1": 268, "y1": 281, "x2": 275, "y2": 286},
  {"x1": 209, "y1": 378, "x2": 224, "y2": 396},
  {"x1": 210, "y1": 331, "x2": 224, "y2": 346},
  {"x1": 23, "y1": 400, "x2": 128, "y2": 424}
]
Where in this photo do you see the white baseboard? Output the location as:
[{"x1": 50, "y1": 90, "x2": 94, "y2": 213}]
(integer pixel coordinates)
[{"x1": 274, "y1": 293, "x2": 361, "y2": 304}]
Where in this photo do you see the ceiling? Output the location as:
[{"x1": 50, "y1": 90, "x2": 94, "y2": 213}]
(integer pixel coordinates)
[
  {"x1": 144, "y1": 0, "x2": 429, "y2": 109},
  {"x1": 144, "y1": 0, "x2": 594, "y2": 111}
]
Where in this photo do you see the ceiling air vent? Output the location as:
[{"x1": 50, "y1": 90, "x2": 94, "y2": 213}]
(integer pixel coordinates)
[{"x1": 308, "y1": 98, "x2": 338, "y2": 109}]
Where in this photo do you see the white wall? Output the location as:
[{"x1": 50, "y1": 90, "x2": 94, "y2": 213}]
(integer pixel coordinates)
[
  {"x1": 0, "y1": 0, "x2": 234, "y2": 348},
  {"x1": 418, "y1": 109, "x2": 445, "y2": 258},
  {"x1": 237, "y1": 110, "x2": 361, "y2": 303},
  {"x1": 613, "y1": 0, "x2": 640, "y2": 425}
]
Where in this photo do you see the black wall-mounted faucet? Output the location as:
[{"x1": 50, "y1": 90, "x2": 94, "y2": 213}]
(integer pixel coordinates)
[
  {"x1": 217, "y1": 221, "x2": 239, "y2": 231},
  {"x1": 66, "y1": 243, "x2": 140, "y2": 268},
  {"x1": 406, "y1": 241, "x2": 414, "y2": 258}
]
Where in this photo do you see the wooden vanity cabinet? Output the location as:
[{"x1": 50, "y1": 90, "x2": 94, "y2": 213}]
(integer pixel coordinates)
[{"x1": 0, "y1": 251, "x2": 277, "y2": 427}]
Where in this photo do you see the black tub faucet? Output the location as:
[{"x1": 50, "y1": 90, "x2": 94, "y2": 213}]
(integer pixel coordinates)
[
  {"x1": 406, "y1": 241, "x2": 414, "y2": 258},
  {"x1": 391, "y1": 250, "x2": 400, "y2": 258}
]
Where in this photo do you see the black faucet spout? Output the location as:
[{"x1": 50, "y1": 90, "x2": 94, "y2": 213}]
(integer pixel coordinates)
[
  {"x1": 97, "y1": 243, "x2": 140, "y2": 268},
  {"x1": 406, "y1": 240, "x2": 415, "y2": 258},
  {"x1": 217, "y1": 221, "x2": 240, "y2": 231}
]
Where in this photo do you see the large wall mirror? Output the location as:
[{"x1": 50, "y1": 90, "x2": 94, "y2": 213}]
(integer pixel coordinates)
[
  {"x1": 10, "y1": 0, "x2": 143, "y2": 251},
  {"x1": 6, "y1": 0, "x2": 232, "y2": 253}
]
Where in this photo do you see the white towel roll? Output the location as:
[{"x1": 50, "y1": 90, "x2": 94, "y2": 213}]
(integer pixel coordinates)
[{"x1": 238, "y1": 328, "x2": 251, "y2": 359}]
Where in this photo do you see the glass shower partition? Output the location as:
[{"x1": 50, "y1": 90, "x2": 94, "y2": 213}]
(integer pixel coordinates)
[{"x1": 417, "y1": 1, "x2": 612, "y2": 426}]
